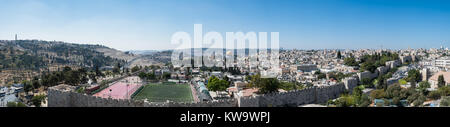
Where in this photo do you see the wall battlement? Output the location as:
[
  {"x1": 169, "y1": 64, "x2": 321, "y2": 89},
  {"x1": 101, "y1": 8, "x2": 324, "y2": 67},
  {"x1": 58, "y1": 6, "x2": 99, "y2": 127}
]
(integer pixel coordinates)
[
  {"x1": 48, "y1": 82, "x2": 355, "y2": 107},
  {"x1": 238, "y1": 83, "x2": 349, "y2": 107},
  {"x1": 48, "y1": 85, "x2": 236, "y2": 107}
]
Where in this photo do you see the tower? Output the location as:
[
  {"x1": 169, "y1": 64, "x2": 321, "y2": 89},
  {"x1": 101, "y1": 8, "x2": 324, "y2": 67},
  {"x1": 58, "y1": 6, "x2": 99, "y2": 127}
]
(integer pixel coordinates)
[{"x1": 15, "y1": 34, "x2": 17, "y2": 41}]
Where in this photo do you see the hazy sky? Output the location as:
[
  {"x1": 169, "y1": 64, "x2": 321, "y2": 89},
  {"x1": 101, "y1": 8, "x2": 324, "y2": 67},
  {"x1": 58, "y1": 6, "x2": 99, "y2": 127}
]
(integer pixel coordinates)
[{"x1": 0, "y1": 0, "x2": 449, "y2": 51}]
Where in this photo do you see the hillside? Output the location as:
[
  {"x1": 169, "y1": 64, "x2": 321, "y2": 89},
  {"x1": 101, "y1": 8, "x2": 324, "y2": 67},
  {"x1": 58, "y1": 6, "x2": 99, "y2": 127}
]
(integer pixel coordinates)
[
  {"x1": 0, "y1": 40, "x2": 127, "y2": 85},
  {"x1": 95, "y1": 47, "x2": 137, "y2": 62}
]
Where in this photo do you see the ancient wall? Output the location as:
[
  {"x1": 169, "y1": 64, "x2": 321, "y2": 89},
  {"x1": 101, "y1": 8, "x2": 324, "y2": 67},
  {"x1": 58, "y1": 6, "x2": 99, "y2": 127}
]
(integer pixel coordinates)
[
  {"x1": 358, "y1": 71, "x2": 373, "y2": 81},
  {"x1": 168, "y1": 99, "x2": 236, "y2": 107},
  {"x1": 400, "y1": 56, "x2": 413, "y2": 63},
  {"x1": 238, "y1": 83, "x2": 347, "y2": 107},
  {"x1": 48, "y1": 87, "x2": 235, "y2": 107},
  {"x1": 377, "y1": 66, "x2": 389, "y2": 76},
  {"x1": 49, "y1": 83, "x2": 349, "y2": 107},
  {"x1": 48, "y1": 89, "x2": 152, "y2": 107},
  {"x1": 48, "y1": 88, "x2": 72, "y2": 107},
  {"x1": 315, "y1": 84, "x2": 346, "y2": 103},
  {"x1": 386, "y1": 60, "x2": 401, "y2": 69},
  {"x1": 343, "y1": 77, "x2": 358, "y2": 93}
]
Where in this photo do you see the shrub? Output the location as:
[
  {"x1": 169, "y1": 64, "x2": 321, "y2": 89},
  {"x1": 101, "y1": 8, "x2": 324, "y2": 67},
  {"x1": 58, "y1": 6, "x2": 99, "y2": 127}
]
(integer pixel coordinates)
[
  {"x1": 428, "y1": 90, "x2": 442, "y2": 100},
  {"x1": 370, "y1": 89, "x2": 385, "y2": 99},
  {"x1": 335, "y1": 94, "x2": 355, "y2": 107},
  {"x1": 440, "y1": 96, "x2": 450, "y2": 107}
]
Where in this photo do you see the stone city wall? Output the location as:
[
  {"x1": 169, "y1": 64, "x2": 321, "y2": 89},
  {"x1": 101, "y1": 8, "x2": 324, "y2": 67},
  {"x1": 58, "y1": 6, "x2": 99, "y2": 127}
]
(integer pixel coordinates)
[
  {"x1": 343, "y1": 77, "x2": 358, "y2": 93},
  {"x1": 49, "y1": 83, "x2": 352, "y2": 107},
  {"x1": 48, "y1": 87, "x2": 235, "y2": 107},
  {"x1": 238, "y1": 83, "x2": 347, "y2": 107}
]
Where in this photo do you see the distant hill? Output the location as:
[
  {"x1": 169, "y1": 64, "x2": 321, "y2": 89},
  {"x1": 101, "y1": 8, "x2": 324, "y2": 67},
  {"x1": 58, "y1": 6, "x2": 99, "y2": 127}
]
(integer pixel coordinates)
[
  {"x1": 0, "y1": 40, "x2": 127, "y2": 71},
  {"x1": 95, "y1": 47, "x2": 138, "y2": 62},
  {"x1": 0, "y1": 40, "x2": 181, "y2": 85},
  {"x1": 126, "y1": 50, "x2": 159, "y2": 55}
]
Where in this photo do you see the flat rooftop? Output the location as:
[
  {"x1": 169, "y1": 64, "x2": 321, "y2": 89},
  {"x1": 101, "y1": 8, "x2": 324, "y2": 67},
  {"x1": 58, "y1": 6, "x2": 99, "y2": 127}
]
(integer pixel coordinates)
[{"x1": 49, "y1": 84, "x2": 76, "y2": 92}]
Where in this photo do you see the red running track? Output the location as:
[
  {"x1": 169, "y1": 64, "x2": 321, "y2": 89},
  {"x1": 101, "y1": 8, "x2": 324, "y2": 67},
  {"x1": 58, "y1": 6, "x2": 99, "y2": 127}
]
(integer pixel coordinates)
[{"x1": 93, "y1": 82, "x2": 142, "y2": 99}]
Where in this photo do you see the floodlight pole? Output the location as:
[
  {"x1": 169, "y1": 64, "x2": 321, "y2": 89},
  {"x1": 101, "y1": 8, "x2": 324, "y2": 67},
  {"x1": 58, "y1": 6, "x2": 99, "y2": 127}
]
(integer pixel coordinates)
[{"x1": 127, "y1": 84, "x2": 129, "y2": 99}]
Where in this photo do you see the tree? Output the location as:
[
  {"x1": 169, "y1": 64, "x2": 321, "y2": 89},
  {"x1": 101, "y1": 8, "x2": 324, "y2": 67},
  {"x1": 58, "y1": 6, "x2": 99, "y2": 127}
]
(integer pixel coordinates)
[
  {"x1": 407, "y1": 69, "x2": 421, "y2": 83},
  {"x1": 344, "y1": 57, "x2": 358, "y2": 66},
  {"x1": 23, "y1": 81, "x2": 33, "y2": 93},
  {"x1": 16, "y1": 102, "x2": 27, "y2": 107},
  {"x1": 207, "y1": 76, "x2": 229, "y2": 93},
  {"x1": 370, "y1": 89, "x2": 385, "y2": 99},
  {"x1": 418, "y1": 81, "x2": 431, "y2": 94},
  {"x1": 257, "y1": 78, "x2": 280, "y2": 94},
  {"x1": 361, "y1": 62, "x2": 376, "y2": 73},
  {"x1": 361, "y1": 78, "x2": 372, "y2": 87},
  {"x1": 353, "y1": 87, "x2": 363, "y2": 97},
  {"x1": 351, "y1": 86, "x2": 369, "y2": 107},
  {"x1": 138, "y1": 72, "x2": 147, "y2": 80},
  {"x1": 248, "y1": 74, "x2": 262, "y2": 88},
  {"x1": 385, "y1": 84, "x2": 401, "y2": 98},
  {"x1": 280, "y1": 82, "x2": 297, "y2": 91},
  {"x1": 412, "y1": 94, "x2": 426, "y2": 107},
  {"x1": 162, "y1": 72, "x2": 171, "y2": 80},
  {"x1": 62, "y1": 66, "x2": 72, "y2": 72},
  {"x1": 407, "y1": 91, "x2": 426, "y2": 106},
  {"x1": 392, "y1": 97, "x2": 401, "y2": 107},
  {"x1": 248, "y1": 74, "x2": 280, "y2": 94},
  {"x1": 428, "y1": 86, "x2": 450, "y2": 99},
  {"x1": 358, "y1": 94, "x2": 371, "y2": 107},
  {"x1": 337, "y1": 51, "x2": 342, "y2": 59},
  {"x1": 147, "y1": 73, "x2": 156, "y2": 80},
  {"x1": 327, "y1": 72, "x2": 349, "y2": 82},
  {"x1": 315, "y1": 70, "x2": 326, "y2": 79},
  {"x1": 80, "y1": 74, "x2": 89, "y2": 84},
  {"x1": 6, "y1": 102, "x2": 27, "y2": 107},
  {"x1": 440, "y1": 96, "x2": 450, "y2": 107},
  {"x1": 427, "y1": 90, "x2": 441, "y2": 100},
  {"x1": 245, "y1": 75, "x2": 251, "y2": 81},
  {"x1": 223, "y1": 76, "x2": 230, "y2": 82},
  {"x1": 438, "y1": 75, "x2": 446, "y2": 88},
  {"x1": 32, "y1": 77, "x2": 40, "y2": 89},
  {"x1": 410, "y1": 79, "x2": 416, "y2": 89},
  {"x1": 131, "y1": 66, "x2": 141, "y2": 73},
  {"x1": 31, "y1": 95, "x2": 46, "y2": 107},
  {"x1": 64, "y1": 70, "x2": 81, "y2": 85},
  {"x1": 335, "y1": 94, "x2": 355, "y2": 107},
  {"x1": 375, "y1": 76, "x2": 387, "y2": 89},
  {"x1": 6, "y1": 102, "x2": 17, "y2": 107},
  {"x1": 124, "y1": 67, "x2": 129, "y2": 74},
  {"x1": 94, "y1": 65, "x2": 104, "y2": 77},
  {"x1": 113, "y1": 62, "x2": 121, "y2": 74}
]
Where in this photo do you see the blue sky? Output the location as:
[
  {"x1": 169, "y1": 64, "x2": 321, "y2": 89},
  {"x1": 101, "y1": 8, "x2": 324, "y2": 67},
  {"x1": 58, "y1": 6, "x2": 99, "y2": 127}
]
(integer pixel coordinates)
[{"x1": 0, "y1": 0, "x2": 449, "y2": 50}]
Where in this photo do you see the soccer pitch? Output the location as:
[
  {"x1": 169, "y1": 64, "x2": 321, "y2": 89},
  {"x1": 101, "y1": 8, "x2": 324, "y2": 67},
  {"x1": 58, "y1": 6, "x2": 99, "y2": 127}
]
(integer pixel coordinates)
[{"x1": 132, "y1": 83, "x2": 194, "y2": 102}]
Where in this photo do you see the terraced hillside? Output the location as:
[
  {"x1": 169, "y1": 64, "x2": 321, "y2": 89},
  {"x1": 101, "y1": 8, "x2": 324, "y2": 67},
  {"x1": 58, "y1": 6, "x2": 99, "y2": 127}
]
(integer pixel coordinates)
[{"x1": 0, "y1": 40, "x2": 127, "y2": 85}]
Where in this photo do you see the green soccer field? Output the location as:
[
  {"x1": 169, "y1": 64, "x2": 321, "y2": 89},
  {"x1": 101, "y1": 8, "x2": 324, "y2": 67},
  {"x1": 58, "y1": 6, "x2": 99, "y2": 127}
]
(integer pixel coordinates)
[{"x1": 132, "y1": 83, "x2": 194, "y2": 102}]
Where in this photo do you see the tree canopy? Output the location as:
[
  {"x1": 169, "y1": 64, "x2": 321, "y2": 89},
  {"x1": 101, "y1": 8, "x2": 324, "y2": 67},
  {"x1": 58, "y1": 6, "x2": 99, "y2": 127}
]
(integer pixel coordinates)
[
  {"x1": 248, "y1": 74, "x2": 280, "y2": 94},
  {"x1": 438, "y1": 75, "x2": 446, "y2": 88},
  {"x1": 207, "y1": 76, "x2": 229, "y2": 92}
]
